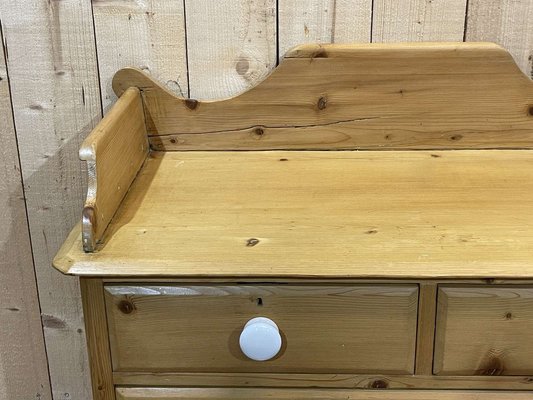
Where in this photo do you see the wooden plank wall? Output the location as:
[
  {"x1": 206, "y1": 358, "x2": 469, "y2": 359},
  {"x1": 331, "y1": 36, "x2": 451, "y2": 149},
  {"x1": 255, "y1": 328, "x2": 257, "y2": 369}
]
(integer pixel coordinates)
[
  {"x1": 0, "y1": 1, "x2": 101, "y2": 399},
  {"x1": 0, "y1": 1, "x2": 531, "y2": 398},
  {"x1": 0, "y1": 22, "x2": 52, "y2": 400}
]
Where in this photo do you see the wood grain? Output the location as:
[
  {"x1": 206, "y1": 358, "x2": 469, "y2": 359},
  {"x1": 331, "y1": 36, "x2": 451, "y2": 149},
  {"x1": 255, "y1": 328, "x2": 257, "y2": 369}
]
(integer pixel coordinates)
[
  {"x1": 116, "y1": 387, "x2": 533, "y2": 400},
  {"x1": 278, "y1": 0, "x2": 372, "y2": 56},
  {"x1": 434, "y1": 285, "x2": 533, "y2": 375},
  {"x1": 80, "y1": 278, "x2": 115, "y2": 400},
  {"x1": 415, "y1": 283, "x2": 438, "y2": 375},
  {"x1": 3, "y1": 1, "x2": 533, "y2": 398},
  {"x1": 92, "y1": 0, "x2": 188, "y2": 109},
  {"x1": 185, "y1": 0, "x2": 277, "y2": 100},
  {"x1": 80, "y1": 87, "x2": 148, "y2": 252},
  {"x1": 113, "y1": 43, "x2": 533, "y2": 151},
  {"x1": 113, "y1": 371, "x2": 533, "y2": 390},
  {"x1": 0, "y1": 0, "x2": 102, "y2": 398},
  {"x1": 0, "y1": 24, "x2": 52, "y2": 400},
  {"x1": 105, "y1": 284, "x2": 418, "y2": 374},
  {"x1": 466, "y1": 0, "x2": 533, "y2": 78},
  {"x1": 372, "y1": 0, "x2": 468, "y2": 42},
  {"x1": 102, "y1": 278, "x2": 533, "y2": 285},
  {"x1": 55, "y1": 150, "x2": 533, "y2": 278}
]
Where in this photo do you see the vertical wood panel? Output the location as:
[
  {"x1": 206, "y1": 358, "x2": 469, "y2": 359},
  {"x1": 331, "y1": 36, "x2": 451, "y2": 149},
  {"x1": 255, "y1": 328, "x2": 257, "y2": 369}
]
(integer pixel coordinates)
[
  {"x1": 0, "y1": 0, "x2": 102, "y2": 398},
  {"x1": 278, "y1": 0, "x2": 372, "y2": 57},
  {"x1": 92, "y1": 0, "x2": 188, "y2": 110},
  {"x1": 434, "y1": 286, "x2": 533, "y2": 375},
  {"x1": 81, "y1": 278, "x2": 115, "y2": 400},
  {"x1": 185, "y1": 0, "x2": 277, "y2": 100},
  {"x1": 465, "y1": 0, "x2": 533, "y2": 78},
  {"x1": 0, "y1": 23, "x2": 52, "y2": 400},
  {"x1": 0, "y1": 1, "x2": 531, "y2": 398},
  {"x1": 415, "y1": 283, "x2": 437, "y2": 375},
  {"x1": 372, "y1": 0, "x2": 467, "y2": 42}
]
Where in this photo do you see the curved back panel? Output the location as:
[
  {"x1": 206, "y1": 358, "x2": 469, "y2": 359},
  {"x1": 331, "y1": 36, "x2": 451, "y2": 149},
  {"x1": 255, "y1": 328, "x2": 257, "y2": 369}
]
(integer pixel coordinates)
[{"x1": 113, "y1": 42, "x2": 533, "y2": 150}]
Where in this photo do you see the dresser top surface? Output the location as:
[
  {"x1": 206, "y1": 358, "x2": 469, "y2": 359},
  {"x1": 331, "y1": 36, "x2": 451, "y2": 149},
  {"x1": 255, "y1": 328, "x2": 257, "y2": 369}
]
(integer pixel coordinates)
[{"x1": 54, "y1": 150, "x2": 533, "y2": 278}]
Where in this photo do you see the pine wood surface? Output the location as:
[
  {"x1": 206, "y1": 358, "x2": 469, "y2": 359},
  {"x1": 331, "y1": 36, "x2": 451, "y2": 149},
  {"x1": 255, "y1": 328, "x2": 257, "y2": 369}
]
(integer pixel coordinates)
[
  {"x1": 415, "y1": 283, "x2": 438, "y2": 375},
  {"x1": 116, "y1": 387, "x2": 533, "y2": 400},
  {"x1": 3, "y1": 0, "x2": 533, "y2": 397},
  {"x1": 80, "y1": 278, "x2": 115, "y2": 400},
  {"x1": 80, "y1": 87, "x2": 148, "y2": 252},
  {"x1": 56, "y1": 150, "x2": 533, "y2": 278},
  {"x1": 434, "y1": 285, "x2": 533, "y2": 376},
  {"x1": 112, "y1": 371, "x2": 533, "y2": 390},
  {"x1": 112, "y1": 42, "x2": 533, "y2": 151},
  {"x1": 104, "y1": 284, "x2": 417, "y2": 374}
]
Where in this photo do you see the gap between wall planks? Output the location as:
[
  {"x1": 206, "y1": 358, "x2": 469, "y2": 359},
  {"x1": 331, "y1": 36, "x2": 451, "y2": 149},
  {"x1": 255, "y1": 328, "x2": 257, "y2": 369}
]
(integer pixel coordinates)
[
  {"x1": 0, "y1": 0, "x2": 102, "y2": 399},
  {"x1": 465, "y1": 0, "x2": 533, "y2": 78},
  {"x1": 0, "y1": 23, "x2": 52, "y2": 400},
  {"x1": 1, "y1": 1, "x2": 533, "y2": 399},
  {"x1": 278, "y1": 0, "x2": 372, "y2": 57},
  {"x1": 92, "y1": 0, "x2": 188, "y2": 110},
  {"x1": 92, "y1": 0, "x2": 533, "y2": 106},
  {"x1": 372, "y1": 0, "x2": 468, "y2": 42},
  {"x1": 185, "y1": 0, "x2": 277, "y2": 100}
]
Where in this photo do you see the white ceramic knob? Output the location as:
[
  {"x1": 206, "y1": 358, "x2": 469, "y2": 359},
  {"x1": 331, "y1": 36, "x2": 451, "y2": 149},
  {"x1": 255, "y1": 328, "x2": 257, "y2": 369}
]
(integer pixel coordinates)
[{"x1": 239, "y1": 317, "x2": 282, "y2": 361}]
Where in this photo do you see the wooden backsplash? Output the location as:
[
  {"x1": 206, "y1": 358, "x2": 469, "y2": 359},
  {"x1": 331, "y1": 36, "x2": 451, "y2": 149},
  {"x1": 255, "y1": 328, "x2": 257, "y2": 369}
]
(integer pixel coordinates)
[{"x1": 0, "y1": 1, "x2": 532, "y2": 399}]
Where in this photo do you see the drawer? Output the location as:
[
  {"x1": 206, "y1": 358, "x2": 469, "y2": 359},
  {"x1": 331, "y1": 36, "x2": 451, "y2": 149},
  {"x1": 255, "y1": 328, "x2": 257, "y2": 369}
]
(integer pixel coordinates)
[
  {"x1": 115, "y1": 387, "x2": 533, "y2": 400},
  {"x1": 105, "y1": 284, "x2": 418, "y2": 374},
  {"x1": 434, "y1": 285, "x2": 533, "y2": 375}
]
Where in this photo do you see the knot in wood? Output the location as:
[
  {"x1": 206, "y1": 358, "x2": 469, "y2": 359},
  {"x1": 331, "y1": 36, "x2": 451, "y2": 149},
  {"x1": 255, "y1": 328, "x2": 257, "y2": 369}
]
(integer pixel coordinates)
[
  {"x1": 480, "y1": 355, "x2": 504, "y2": 376},
  {"x1": 246, "y1": 238, "x2": 260, "y2": 247},
  {"x1": 184, "y1": 98, "x2": 198, "y2": 110},
  {"x1": 317, "y1": 96, "x2": 327, "y2": 110},
  {"x1": 118, "y1": 300, "x2": 135, "y2": 314},
  {"x1": 370, "y1": 379, "x2": 389, "y2": 389}
]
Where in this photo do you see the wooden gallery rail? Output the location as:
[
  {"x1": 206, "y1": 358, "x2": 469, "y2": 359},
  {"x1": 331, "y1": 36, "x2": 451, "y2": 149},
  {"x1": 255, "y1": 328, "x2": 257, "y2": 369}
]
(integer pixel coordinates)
[{"x1": 54, "y1": 42, "x2": 533, "y2": 400}]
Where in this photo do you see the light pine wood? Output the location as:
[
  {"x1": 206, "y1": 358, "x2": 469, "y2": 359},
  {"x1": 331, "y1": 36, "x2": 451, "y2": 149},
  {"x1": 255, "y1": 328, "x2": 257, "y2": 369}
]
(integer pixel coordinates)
[
  {"x1": 185, "y1": 0, "x2": 277, "y2": 100},
  {"x1": 113, "y1": 371, "x2": 533, "y2": 390},
  {"x1": 0, "y1": 0, "x2": 101, "y2": 398},
  {"x1": 113, "y1": 43, "x2": 533, "y2": 150},
  {"x1": 80, "y1": 87, "x2": 148, "y2": 252},
  {"x1": 372, "y1": 0, "x2": 468, "y2": 42},
  {"x1": 55, "y1": 150, "x2": 533, "y2": 278},
  {"x1": 278, "y1": 0, "x2": 372, "y2": 56},
  {"x1": 105, "y1": 284, "x2": 418, "y2": 374},
  {"x1": 81, "y1": 278, "x2": 115, "y2": 400},
  {"x1": 415, "y1": 283, "x2": 438, "y2": 375},
  {"x1": 92, "y1": 0, "x2": 188, "y2": 109},
  {"x1": 116, "y1": 387, "x2": 533, "y2": 400},
  {"x1": 2, "y1": 1, "x2": 532, "y2": 397},
  {"x1": 102, "y1": 277, "x2": 533, "y2": 285},
  {"x1": 0, "y1": 26, "x2": 52, "y2": 400},
  {"x1": 466, "y1": 0, "x2": 533, "y2": 78},
  {"x1": 434, "y1": 285, "x2": 533, "y2": 375}
]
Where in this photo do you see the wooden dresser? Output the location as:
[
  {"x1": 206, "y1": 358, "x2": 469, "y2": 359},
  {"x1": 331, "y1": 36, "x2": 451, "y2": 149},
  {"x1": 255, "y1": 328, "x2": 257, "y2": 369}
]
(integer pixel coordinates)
[{"x1": 54, "y1": 42, "x2": 533, "y2": 399}]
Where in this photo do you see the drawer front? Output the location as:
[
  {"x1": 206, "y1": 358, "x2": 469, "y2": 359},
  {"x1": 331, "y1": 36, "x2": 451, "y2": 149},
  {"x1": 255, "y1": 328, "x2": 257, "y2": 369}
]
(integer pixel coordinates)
[
  {"x1": 105, "y1": 284, "x2": 418, "y2": 374},
  {"x1": 434, "y1": 285, "x2": 533, "y2": 375},
  {"x1": 116, "y1": 387, "x2": 533, "y2": 400}
]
